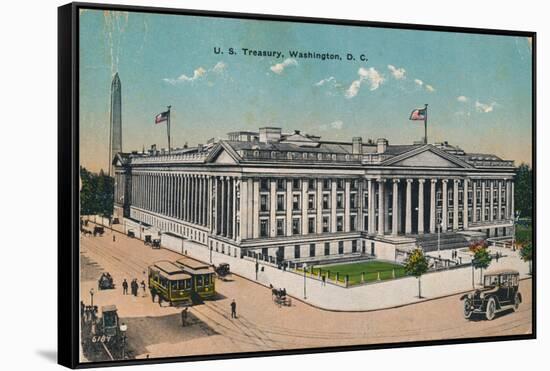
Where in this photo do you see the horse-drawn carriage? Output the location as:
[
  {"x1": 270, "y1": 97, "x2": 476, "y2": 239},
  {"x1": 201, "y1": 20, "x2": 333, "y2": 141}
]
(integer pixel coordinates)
[
  {"x1": 271, "y1": 287, "x2": 292, "y2": 307},
  {"x1": 98, "y1": 272, "x2": 115, "y2": 290},
  {"x1": 93, "y1": 226, "x2": 105, "y2": 236}
]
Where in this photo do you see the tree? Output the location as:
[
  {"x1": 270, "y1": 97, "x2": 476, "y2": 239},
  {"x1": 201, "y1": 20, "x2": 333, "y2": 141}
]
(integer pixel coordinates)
[
  {"x1": 79, "y1": 166, "x2": 114, "y2": 219},
  {"x1": 404, "y1": 248, "x2": 429, "y2": 298},
  {"x1": 470, "y1": 240, "x2": 492, "y2": 286},
  {"x1": 515, "y1": 163, "x2": 533, "y2": 219},
  {"x1": 519, "y1": 243, "x2": 533, "y2": 275}
]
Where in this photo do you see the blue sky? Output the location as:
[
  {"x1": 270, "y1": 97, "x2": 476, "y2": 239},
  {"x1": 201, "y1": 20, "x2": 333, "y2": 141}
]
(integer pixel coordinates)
[{"x1": 79, "y1": 9, "x2": 533, "y2": 172}]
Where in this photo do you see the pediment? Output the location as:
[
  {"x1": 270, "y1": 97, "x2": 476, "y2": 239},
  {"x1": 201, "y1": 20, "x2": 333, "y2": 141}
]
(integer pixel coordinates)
[
  {"x1": 382, "y1": 145, "x2": 473, "y2": 169},
  {"x1": 211, "y1": 149, "x2": 238, "y2": 164}
]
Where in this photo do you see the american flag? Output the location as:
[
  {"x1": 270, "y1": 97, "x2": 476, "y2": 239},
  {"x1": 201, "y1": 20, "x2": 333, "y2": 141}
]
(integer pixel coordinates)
[
  {"x1": 409, "y1": 108, "x2": 427, "y2": 121},
  {"x1": 155, "y1": 111, "x2": 169, "y2": 124}
]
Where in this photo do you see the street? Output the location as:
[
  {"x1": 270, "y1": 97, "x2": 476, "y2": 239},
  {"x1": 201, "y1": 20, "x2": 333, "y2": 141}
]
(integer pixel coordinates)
[{"x1": 80, "y1": 226, "x2": 532, "y2": 361}]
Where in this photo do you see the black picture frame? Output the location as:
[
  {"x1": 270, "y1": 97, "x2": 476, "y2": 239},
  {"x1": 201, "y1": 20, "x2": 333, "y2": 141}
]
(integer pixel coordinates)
[{"x1": 58, "y1": 2, "x2": 537, "y2": 368}]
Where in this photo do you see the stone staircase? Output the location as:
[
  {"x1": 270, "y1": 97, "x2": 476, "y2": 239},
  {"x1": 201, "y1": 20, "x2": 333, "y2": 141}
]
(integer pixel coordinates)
[{"x1": 415, "y1": 232, "x2": 472, "y2": 252}]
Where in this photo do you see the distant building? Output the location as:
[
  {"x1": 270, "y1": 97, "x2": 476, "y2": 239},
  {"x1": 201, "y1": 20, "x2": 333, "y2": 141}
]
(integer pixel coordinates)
[
  {"x1": 109, "y1": 73, "x2": 122, "y2": 176},
  {"x1": 113, "y1": 127, "x2": 515, "y2": 264}
]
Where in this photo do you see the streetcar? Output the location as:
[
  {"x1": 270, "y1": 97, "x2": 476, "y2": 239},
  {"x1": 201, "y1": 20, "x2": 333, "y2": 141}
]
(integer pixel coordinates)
[
  {"x1": 148, "y1": 261, "x2": 193, "y2": 306},
  {"x1": 175, "y1": 258, "x2": 216, "y2": 299}
]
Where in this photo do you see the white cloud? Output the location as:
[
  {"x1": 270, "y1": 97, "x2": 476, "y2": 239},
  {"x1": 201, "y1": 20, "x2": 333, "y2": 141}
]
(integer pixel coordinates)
[
  {"x1": 320, "y1": 120, "x2": 344, "y2": 131},
  {"x1": 414, "y1": 79, "x2": 423, "y2": 86},
  {"x1": 345, "y1": 67, "x2": 384, "y2": 98},
  {"x1": 457, "y1": 95, "x2": 469, "y2": 102},
  {"x1": 211, "y1": 61, "x2": 226, "y2": 74},
  {"x1": 270, "y1": 58, "x2": 298, "y2": 74},
  {"x1": 387, "y1": 64, "x2": 406, "y2": 80},
  {"x1": 315, "y1": 76, "x2": 335, "y2": 86},
  {"x1": 425, "y1": 84, "x2": 435, "y2": 92},
  {"x1": 475, "y1": 101, "x2": 497, "y2": 113}
]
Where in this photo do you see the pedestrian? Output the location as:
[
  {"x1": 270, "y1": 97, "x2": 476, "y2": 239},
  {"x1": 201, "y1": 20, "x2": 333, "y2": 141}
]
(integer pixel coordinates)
[
  {"x1": 132, "y1": 279, "x2": 138, "y2": 296},
  {"x1": 122, "y1": 279, "x2": 128, "y2": 295},
  {"x1": 230, "y1": 299, "x2": 237, "y2": 318},
  {"x1": 496, "y1": 252, "x2": 500, "y2": 262},
  {"x1": 113, "y1": 235, "x2": 116, "y2": 242},
  {"x1": 322, "y1": 275, "x2": 326, "y2": 286},
  {"x1": 141, "y1": 280, "x2": 147, "y2": 297},
  {"x1": 181, "y1": 307, "x2": 188, "y2": 327}
]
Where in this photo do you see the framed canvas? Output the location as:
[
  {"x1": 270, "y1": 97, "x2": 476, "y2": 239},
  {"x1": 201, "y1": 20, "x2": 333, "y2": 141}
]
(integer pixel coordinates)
[{"x1": 58, "y1": 2, "x2": 536, "y2": 368}]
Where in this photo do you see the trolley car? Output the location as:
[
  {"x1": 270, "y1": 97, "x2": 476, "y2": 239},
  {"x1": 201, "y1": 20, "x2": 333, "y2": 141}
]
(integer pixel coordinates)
[
  {"x1": 148, "y1": 261, "x2": 193, "y2": 306},
  {"x1": 175, "y1": 258, "x2": 216, "y2": 299}
]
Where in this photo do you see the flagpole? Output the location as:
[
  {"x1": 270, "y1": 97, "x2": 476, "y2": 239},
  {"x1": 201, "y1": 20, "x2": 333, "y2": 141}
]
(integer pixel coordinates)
[
  {"x1": 424, "y1": 103, "x2": 428, "y2": 144},
  {"x1": 167, "y1": 105, "x2": 171, "y2": 154}
]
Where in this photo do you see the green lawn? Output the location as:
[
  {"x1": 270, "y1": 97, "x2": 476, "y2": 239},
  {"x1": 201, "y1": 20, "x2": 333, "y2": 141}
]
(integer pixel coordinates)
[{"x1": 308, "y1": 260, "x2": 406, "y2": 285}]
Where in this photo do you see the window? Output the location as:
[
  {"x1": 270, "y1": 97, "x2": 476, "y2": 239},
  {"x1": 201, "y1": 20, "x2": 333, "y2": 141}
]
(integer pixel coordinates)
[
  {"x1": 293, "y1": 179, "x2": 301, "y2": 190},
  {"x1": 352, "y1": 240, "x2": 357, "y2": 253},
  {"x1": 277, "y1": 194, "x2": 285, "y2": 211},
  {"x1": 336, "y1": 193, "x2": 344, "y2": 209},
  {"x1": 351, "y1": 179, "x2": 358, "y2": 190},
  {"x1": 350, "y1": 193, "x2": 357, "y2": 209},
  {"x1": 364, "y1": 193, "x2": 369, "y2": 208},
  {"x1": 468, "y1": 190, "x2": 473, "y2": 206},
  {"x1": 292, "y1": 218, "x2": 300, "y2": 235},
  {"x1": 337, "y1": 216, "x2": 344, "y2": 232},
  {"x1": 277, "y1": 246, "x2": 284, "y2": 262},
  {"x1": 293, "y1": 194, "x2": 301, "y2": 210},
  {"x1": 260, "y1": 194, "x2": 269, "y2": 212},
  {"x1": 262, "y1": 248, "x2": 268, "y2": 258},
  {"x1": 260, "y1": 178, "x2": 269, "y2": 191},
  {"x1": 308, "y1": 217, "x2": 315, "y2": 234},
  {"x1": 276, "y1": 219, "x2": 284, "y2": 236},
  {"x1": 309, "y1": 243, "x2": 315, "y2": 257},
  {"x1": 322, "y1": 194, "x2": 330, "y2": 209},
  {"x1": 323, "y1": 179, "x2": 331, "y2": 190},
  {"x1": 294, "y1": 245, "x2": 300, "y2": 259},
  {"x1": 308, "y1": 194, "x2": 315, "y2": 210},
  {"x1": 350, "y1": 215, "x2": 356, "y2": 231},
  {"x1": 485, "y1": 208, "x2": 489, "y2": 221},
  {"x1": 436, "y1": 191, "x2": 442, "y2": 206},
  {"x1": 338, "y1": 241, "x2": 344, "y2": 254},
  {"x1": 277, "y1": 179, "x2": 286, "y2": 191},
  {"x1": 260, "y1": 219, "x2": 268, "y2": 237},
  {"x1": 308, "y1": 179, "x2": 316, "y2": 190},
  {"x1": 337, "y1": 179, "x2": 344, "y2": 190},
  {"x1": 322, "y1": 216, "x2": 329, "y2": 232},
  {"x1": 324, "y1": 242, "x2": 330, "y2": 256}
]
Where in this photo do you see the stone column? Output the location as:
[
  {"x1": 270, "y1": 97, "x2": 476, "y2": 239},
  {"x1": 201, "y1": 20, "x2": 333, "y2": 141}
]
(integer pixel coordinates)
[
  {"x1": 331, "y1": 179, "x2": 337, "y2": 232},
  {"x1": 252, "y1": 178, "x2": 260, "y2": 238},
  {"x1": 239, "y1": 177, "x2": 248, "y2": 240},
  {"x1": 232, "y1": 178, "x2": 237, "y2": 239},
  {"x1": 463, "y1": 179, "x2": 469, "y2": 229},
  {"x1": 392, "y1": 179, "x2": 399, "y2": 236},
  {"x1": 368, "y1": 179, "x2": 374, "y2": 234},
  {"x1": 497, "y1": 180, "x2": 502, "y2": 220},
  {"x1": 212, "y1": 177, "x2": 218, "y2": 235},
  {"x1": 442, "y1": 179, "x2": 448, "y2": 231},
  {"x1": 489, "y1": 180, "x2": 494, "y2": 222},
  {"x1": 453, "y1": 179, "x2": 459, "y2": 231},
  {"x1": 481, "y1": 180, "x2": 486, "y2": 222},
  {"x1": 430, "y1": 179, "x2": 437, "y2": 233},
  {"x1": 472, "y1": 180, "x2": 477, "y2": 224},
  {"x1": 377, "y1": 179, "x2": 385, "y2": 235},
  {"x1": 344, "y1": 179, "x2": 351, "y2": 232},
  {"x1": 269, "y1": 179, "x2": 276, "y2": 237},
  {"x1": 285, "y1": 179, "x2": 293, "y2": 237},
  {"x1": 357, "y1": 179, "x2": 364, "y2": 231},
  {"x1": 418, "y1": 179, "x2": 425, "y2": 234},
  {"x1": 405, "y1": 179, "x2": 413, "y2": 235},
  {"x1": 316, "y1": 179, "x2": 323, "y2": 233},
  {"x1": 246, "y1": 178, "x2": 253, "y2": 237},
  {"x1": 302, "y1": 179, "x2": 309, "y2": 234},
  {"x1": 510, "y1": 181, "x2": 515, "y2": 220},
  {"x1": 227, "y1": 178, "x2": 233, "y2": 237},
  {"x1": 220, "y1": 177, "x2": 226, "y2": 236}
]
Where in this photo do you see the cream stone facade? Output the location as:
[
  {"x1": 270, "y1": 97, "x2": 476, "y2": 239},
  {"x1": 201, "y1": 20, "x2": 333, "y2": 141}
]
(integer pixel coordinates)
[{"x1": 113, "y1": 127, "x2": 515, "y2": 266}]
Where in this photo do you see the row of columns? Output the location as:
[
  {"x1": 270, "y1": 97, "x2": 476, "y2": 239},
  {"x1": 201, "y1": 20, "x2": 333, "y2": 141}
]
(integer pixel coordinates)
[
  {"x1": 130, "y1": 172, "x2": 210, "y2": 228},
  {"x1": 367, "y1": 177, "x2": 514, "y2": 236}
]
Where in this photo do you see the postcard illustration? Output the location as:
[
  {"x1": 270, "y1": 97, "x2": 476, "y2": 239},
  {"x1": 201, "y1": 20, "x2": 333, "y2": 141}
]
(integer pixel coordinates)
[{"x1": 77, "y1": 8, "x2": 534, "y2": 362}]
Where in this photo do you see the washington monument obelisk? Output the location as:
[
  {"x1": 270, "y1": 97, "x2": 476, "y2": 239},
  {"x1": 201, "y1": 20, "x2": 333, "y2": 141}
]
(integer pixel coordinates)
[{"x1": 108, "y1": 72, "x2": 122, "y2": 176}]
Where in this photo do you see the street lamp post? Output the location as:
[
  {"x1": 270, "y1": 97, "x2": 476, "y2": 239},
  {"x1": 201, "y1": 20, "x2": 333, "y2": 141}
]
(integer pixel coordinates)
[
  {"x1": 89, "y1": 288, "x2": 95, "y2": 307},
  {"x1": 119, "y1": 323, "x2": 127, "y2": 359},
  {"x1": 303, "y1": 263, "x2": 308, "y2": 300}
]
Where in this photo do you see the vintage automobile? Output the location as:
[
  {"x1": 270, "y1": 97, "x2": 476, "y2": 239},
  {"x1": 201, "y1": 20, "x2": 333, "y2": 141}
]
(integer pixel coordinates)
[
  {"x1": 144, "y1": 235, "x2": 152, "y2": 245},
  {"x1": 151, "y1": 239, "x2": 161, "y2": 249},
  {"x1": 460, "y1": 269, "x2": 522, "y2": 321},
  {"x1": 214, "y1": 263, "x2": 230, "y2": 280},
  {"x1": 127, "y1": 230, "x2": 135, "y2": 238},
  {"x1": 93, "y1": 226, "x2": 105, "y2": 236},
  {"x1": 98, "y1": 272, "x2": 115, "y2": 290}
]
